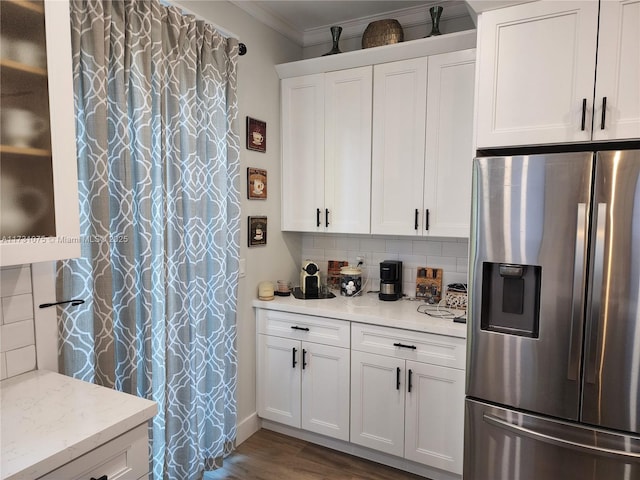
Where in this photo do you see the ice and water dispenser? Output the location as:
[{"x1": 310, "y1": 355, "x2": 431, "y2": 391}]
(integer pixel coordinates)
[{"x1": 480, "y1": 262, "x2": 541, "y2": 338}]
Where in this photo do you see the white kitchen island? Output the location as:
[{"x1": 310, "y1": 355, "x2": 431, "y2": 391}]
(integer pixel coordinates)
[{"x1": 1, "y1": 369, "x2": 157, "y2": 480}]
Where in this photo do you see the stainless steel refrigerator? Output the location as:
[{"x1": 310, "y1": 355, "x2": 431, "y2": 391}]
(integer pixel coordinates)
[{"x1": 465, "y1": 150, "x2": 640, "y2": 479}]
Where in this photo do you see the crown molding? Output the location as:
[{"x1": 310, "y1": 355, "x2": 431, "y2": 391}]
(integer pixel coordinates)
[
  {"x1": 229, "y1": 0, "x2": 303, "y2": 45},
  {"x1": 230, "y1": 1, "x2": 470, "y2": 48}
]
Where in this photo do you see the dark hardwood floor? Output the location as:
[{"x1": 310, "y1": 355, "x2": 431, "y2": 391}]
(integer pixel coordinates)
[{"x1": 207, "y1": 429, "x2": 428, "y2": 480}]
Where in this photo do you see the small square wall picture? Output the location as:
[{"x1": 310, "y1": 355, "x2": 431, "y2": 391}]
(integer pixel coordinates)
[
  {"x1": 248, "y1": 216, "x2": 267, "y2": 247},
  {"x1": 247, "y1": 167, "x2": 267, "y2": 199},
  {"x1": 246, "y1": 117, "x2": 266, "y2": 152}
]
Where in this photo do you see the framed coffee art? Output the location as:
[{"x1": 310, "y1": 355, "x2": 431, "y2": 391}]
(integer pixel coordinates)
[
  {"x1": 248, "y1": 216, "x2": 267, "y2": 247},
  {"x1": 246, "y1": 116, "x2": 266, "y2": 152},
  {"x1": 247, "y1": 167, "x2": 267, "y2": 199}
]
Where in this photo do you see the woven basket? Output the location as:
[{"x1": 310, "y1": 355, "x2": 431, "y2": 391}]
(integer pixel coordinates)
[{"x1": 362, "y1": 19, "x2": 404, "y2": 49}]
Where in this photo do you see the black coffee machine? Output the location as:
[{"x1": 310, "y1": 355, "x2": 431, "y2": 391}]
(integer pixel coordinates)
[{"x1": 379, "y1": 260, "x2": 402, "y2": 301}]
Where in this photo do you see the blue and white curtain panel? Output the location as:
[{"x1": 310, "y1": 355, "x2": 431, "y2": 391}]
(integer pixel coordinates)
[{"x1": 56, "y1": 1, "x2": 241, "y2": 478}]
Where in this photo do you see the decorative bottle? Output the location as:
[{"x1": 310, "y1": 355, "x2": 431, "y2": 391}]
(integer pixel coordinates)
[{"x1": 322, "y1": 26, "x2": 342, "y2": 56}]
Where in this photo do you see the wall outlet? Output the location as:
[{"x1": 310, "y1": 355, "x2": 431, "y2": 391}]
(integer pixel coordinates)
[{"x1": 356, "y1": 255, "x2": 366, "y2": 266}]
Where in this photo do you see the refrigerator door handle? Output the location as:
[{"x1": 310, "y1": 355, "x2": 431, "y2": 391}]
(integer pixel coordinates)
[
  {"x1": 586, "y1": 202, "x2": 607, "y2": 384},
  {"x1": 567, "y1": 203, "x2": 588, "y2": 381},
  {"x1": 483, "y1": 413, "x2": 640, "y2": 460}
]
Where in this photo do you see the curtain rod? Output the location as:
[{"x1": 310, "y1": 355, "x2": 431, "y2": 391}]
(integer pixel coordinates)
[{"x1": 163, "y1": 0, "x2": 247, "y2": 55}]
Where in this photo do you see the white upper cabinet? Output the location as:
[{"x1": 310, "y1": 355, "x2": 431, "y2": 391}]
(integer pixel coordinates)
[
  {"x1": 371, "y1": 58, "x2": 428, "y2": 236},
  {"x1": 476, "y1": 0, "x2": 640, "y2": 148},
  {"x1": 371, "y1": 51, "x2": 475, "y2": 237},
  {"x1": 593, "y1": 0, "x2": 640, "y2": 141},
  {"x1": 0, "y1": 0, "x2": 80, "y2": 265},
  {"x1": 424, "y1": 49, "x2": 476, "y2": 238},
  {"x1": 279, "y1": 33, "x2": 477, "y2": 237},
  {"x1": 281, "y1": 67, "x2": 372, "y2": 234},
  {"x1": 281, "y1": 74, "x2": 325, "y2": 232},
  {"x1": 324, "y1": 67, "x2": 372, "y2": 234}
]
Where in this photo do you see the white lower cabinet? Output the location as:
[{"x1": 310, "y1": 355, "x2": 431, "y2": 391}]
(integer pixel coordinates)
[
  {"x1": 255, "y1": 308, "x2": 466, "y2": 476},
  {"x1": 257, "y1": 310, "x2": 350, "y2": 441},
  {"x1": 350, "y1": 323, "x2": 466, "y2": 475},
  {"x1": 350, "y1": 350, "x2": 405, "y2": 456},
  {"x1": 38, "y1": 424, "x2": 149, "y2": 480}
]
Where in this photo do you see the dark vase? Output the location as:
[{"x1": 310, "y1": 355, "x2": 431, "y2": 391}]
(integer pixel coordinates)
[
  {"x1": 322, "y1": 26, "x2": 342, "y2": 56},
  {"x1": 428, "y1": 6, "x2": 443, "y2": 37}
]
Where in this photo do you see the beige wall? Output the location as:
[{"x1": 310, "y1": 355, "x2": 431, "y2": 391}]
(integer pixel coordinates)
[{"x1": 172, "y1": 0, "x2": 303, "y2": 443}]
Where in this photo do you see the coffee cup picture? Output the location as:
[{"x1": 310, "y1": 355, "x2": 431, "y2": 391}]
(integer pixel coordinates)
[
  {"x1": 247, "y1": 167, "x2": 267, "y2": 199},
  {"x1": 246, "y1": 117, "x2": 266, "y2": 152},
  {"x1": 248, "y1": 216, "x2": 267, "y2": 247}
]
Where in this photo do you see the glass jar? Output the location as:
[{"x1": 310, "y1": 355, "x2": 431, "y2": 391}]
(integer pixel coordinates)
[{"x1": 340, "y1": 266, "x2": 363, "y2": 296}]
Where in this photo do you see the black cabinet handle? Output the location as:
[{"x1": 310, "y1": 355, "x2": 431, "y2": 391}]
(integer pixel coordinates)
[
  {"x1": 292, "y1": 347, "x2": 297, "y2": 368},
  {"x1": 91, "y1": 476, "x2": 108, "y2": 480},
  {"x1": 302, "y1": 349, "x2": 307, "y2": 369},
  {"x1": 581, "y1": 98, "x2": 587, "y2": 131},
  {"x1": 425, "y1": 209, "x2": 430, "y2": 231},
  {"x1": 601, "y1": 96, "x2": 607, "y2": 130},
  {"x1": 414, "y1": 209, "x2": 419, "y2": 230},
  {"x1": 408, "y1": 369, "x2": 413, "y2": 393},
  {"x1": 396, "y1": 367, "x2": 401, "y2": 390},
  {"x1": 325, "y1": 208, "x2": 330, "y2": 227},
  {"x1": 291, "y1": 326, "x2": 310, "y2": 331},
  {"x1": 316, "y1": 208, "x2": 321, "y2": 227},
  {"x1": 394, "y1": 342, "x2": 417, "y2": 350}
]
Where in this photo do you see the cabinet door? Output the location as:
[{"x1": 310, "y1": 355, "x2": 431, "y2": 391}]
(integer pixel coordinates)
[
  {"x1": 593, "y1": 0, "x2": 640, "y2": 141},
  {"x1": 301, "y1": 342, "x2": 350, "y2": 441},
  {"x1": 38, "y1": 424, "x2": 149, "y2": 480},
  {"x1": 404, "y1": 361, "x2": 465, "y2": 474},
  {"x1": 350, "y1": 350, "x2": 405, "y2": 456},
  {"x1": 371, "y1": 58, "x2": 427, "y2": 236},
  {"x1": 324, "y1": 67, "x2": 372, "y2": 234},
  {"x1": 424, "y1": 49, "x2": 475, "y2": 238},
  {"x1": 257, "y1": 335, "x2": 301, "y2": 428},
  {"x1": 281, "y1": 74, "x2": 325, "y2": 232},
  {"x1": 0, "y1": 0, "x2": 80, "y2": 265},
  {"x1": 476, "y1": 1, "x2": 599, "y2": 148}
]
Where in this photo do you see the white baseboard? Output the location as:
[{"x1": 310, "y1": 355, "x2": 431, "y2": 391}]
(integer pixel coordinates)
[
  {"x1": 261, "y1": 420, "x2": 461, "y2": 480},
  {"x1": 236, "y1": 412, "x2": 261, "y2": 446}
]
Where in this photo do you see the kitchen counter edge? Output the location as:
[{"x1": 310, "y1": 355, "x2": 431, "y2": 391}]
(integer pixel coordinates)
[
  {"x1": 1, "y1": 370, "x2": 157, "y2": 480},
  {"x1": 252, "y1": 292, "x2": 466, "y2": 339}
]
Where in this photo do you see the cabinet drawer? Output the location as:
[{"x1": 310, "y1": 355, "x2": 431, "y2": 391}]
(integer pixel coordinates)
[
  {"x1": 351, "y1": 323, "x2": 465, "y2": 370},
  {"x1": 38, "y1": 424, "x2": 149, "y2": 480},
  {"x1": 257, "y1": 309, "x2": 350, "y2": 348}
]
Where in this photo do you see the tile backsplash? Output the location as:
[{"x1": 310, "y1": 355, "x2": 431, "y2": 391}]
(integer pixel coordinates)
[
  {"x1": 300, "y1": 233, "x2": 469, "y2": 298},
  {"x1": 0, "y1": 265, "x2": 37, "y2": 380}
]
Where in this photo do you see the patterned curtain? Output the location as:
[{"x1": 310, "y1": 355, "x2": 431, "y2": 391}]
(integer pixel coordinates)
[{"x1": 56, "y1": 1, "x2": 240, "y2": 478}]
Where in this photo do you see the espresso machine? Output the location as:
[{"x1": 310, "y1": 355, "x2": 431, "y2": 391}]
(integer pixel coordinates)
[
  {"x1": 300, "y1": 260, "x2": 320, "y2": 297},
  {"x1": 379, "y1": 260, "x2": 402, "y2": 301}
]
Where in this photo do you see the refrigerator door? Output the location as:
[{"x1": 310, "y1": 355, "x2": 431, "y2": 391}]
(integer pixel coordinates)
[
  {"x1": 464, "y1": 398, "x2": 640, "y2": 480},
  {"x1": 468, "y1": 153, "x2": 593, "y2": 420},
  {"x1": 582, "y1": 150, "x2": 640, "y2": 434}
]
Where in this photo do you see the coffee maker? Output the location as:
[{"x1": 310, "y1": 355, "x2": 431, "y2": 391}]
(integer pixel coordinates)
[
  {"x1": 379, "y1": 260, "x2": 402, "y2": 301},
  {"x1": 301, "y1": 260, "x2": 320, "y2": 297}
]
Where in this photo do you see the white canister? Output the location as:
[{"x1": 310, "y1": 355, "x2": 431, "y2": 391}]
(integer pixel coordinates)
[{"x1": 340, "y1": 266, "x2": 362, "y2": 296}]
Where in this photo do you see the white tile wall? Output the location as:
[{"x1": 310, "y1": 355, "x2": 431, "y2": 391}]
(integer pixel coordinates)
[
  {"x1": 0, "y1": 266, "x2": 37, "y2": 380},
  {"x1": 300, "y1": 233, "x2": 470, "y2": 298}
]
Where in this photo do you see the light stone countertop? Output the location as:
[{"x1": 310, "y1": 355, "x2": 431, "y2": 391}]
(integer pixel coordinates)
[
  {"x1": 1, "y1": 369, "x2": 157, "y2": 480},
  {"x1": 252, "y1": 291, "x2": 467, "y2": 339}
]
